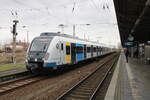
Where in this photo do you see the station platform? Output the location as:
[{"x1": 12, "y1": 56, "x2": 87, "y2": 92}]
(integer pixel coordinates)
[
  {"x1": 0, "y1": 68, "x2": 27, "y2": 77},
  {"x1": 105, "y1": 52, "x2": 150, "y2": 100}
]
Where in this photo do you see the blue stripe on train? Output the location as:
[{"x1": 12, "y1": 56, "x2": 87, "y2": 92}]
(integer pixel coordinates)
[
  {"x1": 76, "y1": 53, "x2": 84, "y2": 61},
  {"x1": 76, "y1": 44, "x2": 84, "y2": 47},
  {"x1": 43, "y1": 62, "x2": 57, "y2": 67}
]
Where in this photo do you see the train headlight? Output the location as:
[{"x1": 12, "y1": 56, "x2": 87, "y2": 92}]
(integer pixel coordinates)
[{"x1": 44, "y1": 53, "x2": 49, "y2": 60}]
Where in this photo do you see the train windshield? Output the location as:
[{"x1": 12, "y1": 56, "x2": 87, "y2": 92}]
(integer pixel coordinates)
[{"x1": 29, "y1": 37, "x2": 53, "y2": 52}]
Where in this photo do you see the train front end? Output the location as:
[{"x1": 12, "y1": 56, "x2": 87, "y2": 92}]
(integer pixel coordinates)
[{"x1": 26, "y1": 36, "x2": 53, "y2": 72}]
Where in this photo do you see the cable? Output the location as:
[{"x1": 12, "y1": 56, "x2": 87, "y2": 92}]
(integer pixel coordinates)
[
  {"x1": 72, "y1": 0, "x2": 76, "y2": 13},
  {"x1": 90, "y1": 0, "x2": 101, "y2": 13},
  {"x1": 46, "y1": 7, "x2": 63, "y2": 21}
]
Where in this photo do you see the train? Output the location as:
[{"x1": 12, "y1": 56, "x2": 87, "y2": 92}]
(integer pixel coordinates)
[{"x1": 25, "y1": 32, "x2": 114, "y2": 72}]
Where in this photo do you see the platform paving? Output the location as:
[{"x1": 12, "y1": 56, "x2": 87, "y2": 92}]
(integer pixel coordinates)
[{"x1": 105, "y1": 52, "x2": 150, "y2": 100}]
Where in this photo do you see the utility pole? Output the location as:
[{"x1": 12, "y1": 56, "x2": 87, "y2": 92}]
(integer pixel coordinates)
[
  {"x1": 73, "y1": 24, "x2": 75, "y2": 37},
  {"x1": 96, "y1": 36, "x2": 102, "y2": 43},
  {"x1": 27, "y1": 31, "x2": 29, "y2": 43},
  {"x1": 12, "y1": 20, "x2": 19, "y2": 65},
  {"x1": 84, "y1": 34, "x2": 86, "y2": 40},
  {"x1": 59, "y1": 24, "x2": 65, "y2": 34}
]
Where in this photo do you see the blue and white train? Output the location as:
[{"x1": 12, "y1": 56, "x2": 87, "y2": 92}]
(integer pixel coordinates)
[{"x1": 26, "y1": 32, "x2": 113, "y2": 72}]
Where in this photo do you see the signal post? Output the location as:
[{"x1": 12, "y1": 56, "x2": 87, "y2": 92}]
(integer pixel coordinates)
[{"x1": 12, "y1": 20, "x2": 19, "y2": 64}]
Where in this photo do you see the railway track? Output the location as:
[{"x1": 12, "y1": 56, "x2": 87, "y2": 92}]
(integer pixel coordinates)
[
  {"x1": 0, "y1": 53, "x2": 118, "y2": 97},
  {"x1": 0, "y1": 74, "x2": 46, "y2": 95},
  {"x1": 56, "y1": 54, "x2": 119, "y2": 100},
  {"x1": 0, "y1": 71, "x2": 30, "y2": 83}
]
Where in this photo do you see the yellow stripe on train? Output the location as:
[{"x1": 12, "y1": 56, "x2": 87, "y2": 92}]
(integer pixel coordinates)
[
  {"x1": 66, "y1": 42, "x2": 70, "y2": 46},
  {"x1": 66, "y1": 42, "x2": 71, "y2": 63},
  {"x1": 66, "y1": 55, "x2": 71, "y2": 63}
]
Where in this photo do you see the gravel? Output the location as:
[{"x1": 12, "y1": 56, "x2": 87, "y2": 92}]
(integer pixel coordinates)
[{"x1": 0, "y1": 55, "x2": 113, "y2": 100}]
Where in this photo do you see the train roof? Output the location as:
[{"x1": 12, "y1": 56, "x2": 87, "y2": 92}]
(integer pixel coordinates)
[
  {"x1": 40, "y1": 32, "x2": 82, "y2": 40},
  {"x1": 40, "y1": 32, "x2": 109, "y2": 47}
]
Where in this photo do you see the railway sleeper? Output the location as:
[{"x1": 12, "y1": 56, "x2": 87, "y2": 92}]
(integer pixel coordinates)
[
  {"x1": 80, "y1": 83, "x2": 98, "y2": 88},
  {"x1": 71, "y1": 91, "x2": 92, "y2": 96},
  {"x1": 0, "y1": 89, "x2": 5, "y2": 92},
  {"x1": 79, "y1": 84, "x2": 94, "y2": 87},
  {"x1": 74, "y1": 88, "x2": 94, "y2": 93},
  {"x1": 63, "y1": 97, "x2": 85, "y2": 100},
  {"x1": 77, "y1": 87, "x2": 94, "y2": 90},
  {"x1": 68, "y1": 93, "x2": 91, "y2": 100}
]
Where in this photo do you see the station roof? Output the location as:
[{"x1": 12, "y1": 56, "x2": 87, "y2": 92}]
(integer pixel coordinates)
[{"x1": 113, "y1": 0, "x2": 150, "y2": 45}]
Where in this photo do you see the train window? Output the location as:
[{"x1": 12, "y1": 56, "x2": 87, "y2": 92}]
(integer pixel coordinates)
[
  {"x1": 76, "y1": 46, "x2": 83, "y2": 53},
  {"x1": 99, "y1": 47, "x2": 101, "y2": 52},
  {"x1": 84, "y1": 45, "x2": 86, "y2": 51},
  {"x1": 61, "y1": 43, "x2": 63, "y2": 50},
  {"x1": 91, "y1": 45, "x2": 93, "y2": 52},
  {"x1": 97, "y1": 47, "x2": 99, "y2": 52},
  {"x1": 94, "y1": 47, "x2": 96, "y2": 52},
  {"x1": 87, "y1": 47, "x2": 91, "y2": 53},
  {"x1": 96, "y1": 46, "x2": 98, "y2": 51},
  {"x1": 98, "y1": 47, "x2": 100, "y2": 52},
  {"x1": 66, "y1": 46, "x2": 70, "y2": 55}
]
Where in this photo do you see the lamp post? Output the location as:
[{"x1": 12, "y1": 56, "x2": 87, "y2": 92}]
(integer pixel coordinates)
[
  {"x1": 96, "y1": 36, "x2": 102, "y2": 43},
  {"x1": 128, "y1": 34, "x2": 134, "y2": 58},
  {"x1": 27, "y1": 31, "x2": 29, "y2": 44},
  {"x1": 59, "y1": 24, "x2": 65, "y2": 34},
  {"x1": 72, "y1": 24, "x2": 90, "y2": 38},
  {"x1": 23, "y1": 26, "x2": 29, "y2": 44},
  {"x1": 73, "y1": 24, "x2": 75, "y2": 37}
]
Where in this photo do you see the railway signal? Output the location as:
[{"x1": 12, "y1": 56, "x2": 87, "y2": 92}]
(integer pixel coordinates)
[{"x1": 11, "y1": 20, "x2": 19, "y2": 64}]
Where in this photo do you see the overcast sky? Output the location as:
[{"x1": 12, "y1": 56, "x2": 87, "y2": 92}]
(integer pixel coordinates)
[{"x1": 0, "y1": 0, "x2": 120, "y2": 47}]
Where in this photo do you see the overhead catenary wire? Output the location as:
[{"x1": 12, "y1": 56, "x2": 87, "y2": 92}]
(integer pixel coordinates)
[
  {"x1": 90, "y1": 0, "x2": 101, "y2": 13},
  {"x1": 0, "y1": 0, "x2": 115, "y2": 30},
  {"x1": 46, "y1": 7, "x2": 64, "y2": 21},
  {"x1": 72, "y1": 0, "x2": 76, "y2": 13},
  {"x1": 89, "y1": 0, "x2": 111, "y2": 23}
]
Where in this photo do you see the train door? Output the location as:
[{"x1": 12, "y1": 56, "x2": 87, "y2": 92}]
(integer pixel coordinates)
[
  {"x1": 91, "y1": 45, "x2": 93, "y2": 57},
  {"x1": 84, "y1": 45, "x2": 86, "y2": 59},
  {"x1": 66, "y1": 42, "x2": 71, "y2": 64},
  {"x1": 96, "y1": 46, "x2": 98, "y2": 56},
  {"x1": 71, "y1": 43, "x2": 76, "y2": 64},
  {"x1": 101, "y1": 47, "x2": 103, "y2": 55},
  {"x1": 60, "y1": 42, "x2": 65, "y2": 64}
]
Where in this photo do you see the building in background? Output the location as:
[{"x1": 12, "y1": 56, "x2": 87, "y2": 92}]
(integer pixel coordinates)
[{"x1": 2, "y1": 40, "x2": 29, "y2": 53}]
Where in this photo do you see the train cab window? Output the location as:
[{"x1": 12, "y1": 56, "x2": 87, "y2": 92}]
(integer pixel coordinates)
[
  {"x1": 66, "y1": 46, "x2": 70, "y2": 55},
  {"x1": 29, "y1": 37, "x2": 53, "y2": 52},
  {"x1": 61, "y1": 43, "x2": 63, "y2": 50}
]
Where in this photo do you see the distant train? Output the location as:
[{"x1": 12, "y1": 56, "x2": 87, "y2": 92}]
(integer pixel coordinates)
[{"x1": 25, "y1": 32, "x2": 114, "y2": 72}]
